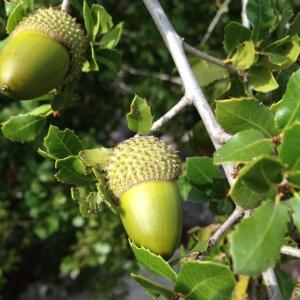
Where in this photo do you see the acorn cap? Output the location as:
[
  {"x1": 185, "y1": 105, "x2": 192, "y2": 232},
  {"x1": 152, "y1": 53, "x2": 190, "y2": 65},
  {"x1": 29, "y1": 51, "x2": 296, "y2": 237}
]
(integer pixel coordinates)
[
  {"x1": 13, "y1": 7, "x2": 87, "y2": 85},
  {"x1": 106, "y1": 136, "x2": 181, "y2": 198}
]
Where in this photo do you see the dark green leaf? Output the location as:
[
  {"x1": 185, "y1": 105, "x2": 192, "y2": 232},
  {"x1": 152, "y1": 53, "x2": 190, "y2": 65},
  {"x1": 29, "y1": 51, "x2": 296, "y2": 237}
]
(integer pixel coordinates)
[
  {"x1": 229, "y1": 200, "x2": 289, "y2": 275},
  {"x1": 289, "y1": 12, "x2": 300, "y2": 35},
  {"x1": 286, "y1": 197, "x2": 300, "y2": 234},
  {"x1": 6, "y1": 2, "x2": 25, "y2": 34},
  {"x1": 186, "y1": 157, "x2": 219, "y2": 185},
  {"x1": 274, "y1": 69, "x2": 300, "y2": 129},
  {"x1": 126, "y1": 95, "x2": 153, "y2": 133},
  {"x1": 175, "y1": 261, "x2": 235, "y2": 300},
  {"x1": 55, "y1": 156, "x2": 94, "y2": 185},
  {"x1": 131, "y1": 273, "x2": 175, "y2": 299},
  {"x1": 276, "y1": 270, "x2": 294, "y2": 300},
  {"x1": 214, "y1": 130, "x2": 274, "y2": 164},
  {"x1": 130, "y1": 241, "x2": 177, "y2": 282},
  {"x1": 96, "y1": 48, "x2": 121, "y2": 72},
  {"x1": 52, "y1": 83, "x2": 78, "y2": 110},
  {"x1": 2, "y1": 114, "x2": 46, "y2": 142},
  {"x1": 43, "y1": 126, "x2": 84, "y2": 159},
  {"x1": 246, "y1": 0, "x2": 275, "y2": 41},
  {"x1": 216, "y1": 97, "x2": 278, "y2": 137},
  {"x1": 223, "y1": 22, "x2": 251, "y2": 54},
  {"x1": 247, "y1": 67, "x2": 278, "y2": 93},
  {"x1": 230, "y1": 156, "x2": 283, "y2": 208}
]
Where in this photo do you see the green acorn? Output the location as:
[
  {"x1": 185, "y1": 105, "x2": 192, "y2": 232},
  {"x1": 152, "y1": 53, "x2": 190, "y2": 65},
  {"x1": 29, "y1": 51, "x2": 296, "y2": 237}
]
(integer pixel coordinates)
[
  {"x1": 0, "y1": 8, "x2": 87, "y2": 100},
  {"x1": 106, "y1": 136, "x2": 183, "y2": 259}
]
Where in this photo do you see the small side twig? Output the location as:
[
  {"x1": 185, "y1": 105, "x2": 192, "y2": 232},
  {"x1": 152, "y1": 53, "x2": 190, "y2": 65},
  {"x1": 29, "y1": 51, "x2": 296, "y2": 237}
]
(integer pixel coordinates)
[
  {"x1": 183, "y1": 42, "x2": 235, "y2": 73},
  {"x1": 280, "y1": 245, "x2": 300, "y2": 258},
  {"x1": 184, "y1": 206, "x2": 244, "y2": 260},
  {"x1": 150, "y1": 96, "x2": 192, "y2": 132},
  {"x1": 61, "y1": 0, "x2": 71, "y2": 12},
  {"x1": 262, "y1": 268, "x2": 282, "y2": 300},
  {"x1": 201, "y1": 0, "x2": 232, "y2": 46},
  {"x1": 207, "y1": 205, "x2": 244, "y2": 249}
]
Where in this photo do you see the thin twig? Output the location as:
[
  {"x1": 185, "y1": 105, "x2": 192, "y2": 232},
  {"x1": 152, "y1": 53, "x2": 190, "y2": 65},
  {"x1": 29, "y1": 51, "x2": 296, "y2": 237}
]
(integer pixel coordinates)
[
  {"x1": 208, "y1": 206, "x2": 244, "y2": 248},
  {"x1": 241, "y1": 0, "x2": 250, "y2": 28},
  {"x1": 262, "y1": 268, "x2": 282, "y2": 300},
  {"x1": 122, "y1": 64, "x2": 182, "y2": 85},
  {"x1": 201, "y1": 0, "x2": 232, "y2": 46},
  {"x1": 142, "y1": 0, "x2": 231, "y2": 151},
  {"x1": 183, "y1": 42, "x2": 236, "y2": 73},
  {"x1": 185, "y1": 206, "x2": 244, "y2": 260},
  {"x1": 150, "y1": 97, "x2": 191, "y2": 132},
  {"x1": 280, "y1": 245, "x2": 300, "y2": 258},
  {"x1": 61, "y1": 0, "x2": 71, "y2": 12}
]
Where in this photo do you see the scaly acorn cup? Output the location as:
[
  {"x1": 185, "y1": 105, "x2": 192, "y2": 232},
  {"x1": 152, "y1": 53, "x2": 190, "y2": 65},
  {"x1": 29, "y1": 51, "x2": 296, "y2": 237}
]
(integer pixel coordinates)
[
  {"x1": 106, "y1": 136, "x2": 183, "y2": 259},
  {"x1": 0, "y1": 8, "x2": 87, "y2": 100}
]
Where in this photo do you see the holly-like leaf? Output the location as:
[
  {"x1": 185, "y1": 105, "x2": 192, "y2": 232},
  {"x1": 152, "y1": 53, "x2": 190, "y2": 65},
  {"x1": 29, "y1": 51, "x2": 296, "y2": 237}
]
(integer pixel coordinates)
[
  {"x1": 71, "y1": 186, "x2": 102, "y2": 217},
  {"x1": 229, "y1": 200, "x2": 289, "y2": 275},
  {"x1": 214, "y1": 130, "x2": 274, "y2": 164},
  {"x1": 55, "y1": 156, "x2": 94, "y2": 185},
  {"x1": 186, "y1": 157, "x2": 219, "y2": 185},
  {"x1": 175, "y1": 261, "x2": 235, "y2": 300},
  {"x1": 279, "y1": 122, "x2": 300, "y2": 168},
  {"x1": 286, "y1": 197, "x2": 300, "y2": 234},
  {"x1": 192, "y1": 58, "x2": 228, "y2": 87},
  {"x1": 274, "y1": 69, "x2": 300, "y2": 129},
  {"x1": 223, "y1": 22, "x2": 251, "y2": 54},
  {"x1": 6, "y1": 2, "x2": 25, "y2": 34},
  {"x1": 246, "y1": 0, "x2": 275, "y2": 42},
  {"x1": 216, "y1": 97, "x2": 278, "y2": 137},
  {"x1": 130, "y1": 241, "x2": 177, "y2": 282},
  {"x1": 79, "y1": 148, "x2": 113, "y2": 169},
  {"x1": 43, "y1": 126, "x2": 84, "y2": 159},
  {"x1": 231, "y1": 41, "x2": 256, "y2": 70},
  {"x1": 131, "y1": 273, "x2": 175, "y2": 299},
  {"x1": 2, "y1": 114, "x2": 46, "y2": 142},
  {"x1": 230, "y1": 156, "x2": 283, "y2": 209},
  {"x1": 127, "y1": 95, "x2": 153, "y2": 133},
  {"x1": 99, "y1": 22, "x2": 124, "y2": 49},
  {"x1": 247, "y1": 67, "x2": 278, "y2": 93}
]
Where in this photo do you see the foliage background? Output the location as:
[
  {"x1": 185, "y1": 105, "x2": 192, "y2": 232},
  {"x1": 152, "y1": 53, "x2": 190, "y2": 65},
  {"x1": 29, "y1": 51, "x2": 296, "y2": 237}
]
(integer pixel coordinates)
[{"x1": 1, "y1": 0, "x2": 300, "y2": 299}]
